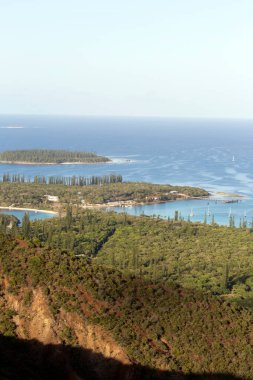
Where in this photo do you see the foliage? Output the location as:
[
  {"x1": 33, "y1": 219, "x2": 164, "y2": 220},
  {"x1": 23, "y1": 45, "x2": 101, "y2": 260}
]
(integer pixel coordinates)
[
  {"x1": 22, "y1": 213, "x2": 31, "y2": 238},
  {"x1": 0, "y1": 181, "x2": 208, "y2": 211},
  {"x1": 0, "y1": 304, "x2": 16, "y2": 337},
  {"x1": 18, "y1": 209, "x2": 253, "y2": 305},
  {"x1": 1, "y1": 235, "x2": 253, "y2": 378},
  {"x1": 0, "y1": 214, "x2": 19, "y2": 235},
  {"x1": 0, "y1": 149, "x2": 110, "y2": 163}
]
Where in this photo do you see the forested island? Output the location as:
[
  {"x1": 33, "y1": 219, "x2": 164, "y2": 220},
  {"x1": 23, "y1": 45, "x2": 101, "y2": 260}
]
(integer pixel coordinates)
[{"x1": 0, "y1": 149, "x2": 110, "y2": 164}]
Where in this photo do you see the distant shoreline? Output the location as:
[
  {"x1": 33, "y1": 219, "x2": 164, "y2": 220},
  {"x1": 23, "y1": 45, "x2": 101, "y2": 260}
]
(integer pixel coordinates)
[
  {"x1": 0, "y1": 160, "x2": 111, "y2": 166},
  {"x1": 0, "y1": 157, "x2": 136, "y2": 165},
  {"x1": 0, "y1": 206, "x2": 58, "y2": 215}
]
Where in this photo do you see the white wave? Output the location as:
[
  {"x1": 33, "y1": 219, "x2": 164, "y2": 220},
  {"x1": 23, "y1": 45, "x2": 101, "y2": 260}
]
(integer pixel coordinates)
[
  {"x1": 0, "y1": 126, "x2": 24, "y2": 129},
  {"x1": 109, "y1": 157, "x2": 136, "y2": 164}
]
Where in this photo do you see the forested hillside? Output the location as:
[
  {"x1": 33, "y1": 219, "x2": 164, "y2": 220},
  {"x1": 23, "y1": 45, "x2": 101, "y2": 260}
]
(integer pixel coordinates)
[
  {"x1": 0, "y1": 235, "x2": 253, "y2": 379},
  {"x1": 1, "y1": 190, "x2": 253, "y2": 378},
  {"x1": 4, "y1": 209, "x2": 253, "y2": 306}
]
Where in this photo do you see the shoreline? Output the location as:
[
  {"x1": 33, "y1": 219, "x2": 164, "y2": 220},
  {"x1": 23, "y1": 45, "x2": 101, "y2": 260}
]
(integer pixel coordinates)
[
  {"x1": 0, "y1": 160, "x2": 111, "y2": 166},
  {"x1": 81, "y1": 195, "x2": 210, "y2": 210},
  {"x1": 0, "y1": 206, "x2": 58, "y2": 215},
  {"x1": 0, "y1": 157, "x2": 135, "y2": 166},
  {"x1": 81, "y1": 191, "x2": 244, "y2": 211}
]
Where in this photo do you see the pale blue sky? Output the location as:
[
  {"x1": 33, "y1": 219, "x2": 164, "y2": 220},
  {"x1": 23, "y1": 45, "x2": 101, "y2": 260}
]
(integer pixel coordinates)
[{"x1": 0, "y1": 0, "x2": 253, "y2": 117}]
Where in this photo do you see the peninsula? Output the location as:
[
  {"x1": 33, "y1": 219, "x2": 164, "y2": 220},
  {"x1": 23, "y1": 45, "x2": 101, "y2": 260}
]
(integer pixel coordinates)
[
  {"x1": 0, "y1": 149, "x2": 110, "y2": 164},
  {"x1": 0, "y1": 179, "x2": 209, "y2": 212}
]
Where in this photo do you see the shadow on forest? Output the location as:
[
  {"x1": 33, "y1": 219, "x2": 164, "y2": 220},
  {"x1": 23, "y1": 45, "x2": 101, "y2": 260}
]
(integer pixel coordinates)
[
  {"x1": 0, "y1": 334, "x2": 245, "y2": 380},
  {"x1": 229, "y1": 274, "x2": 251, "y2": 288}
]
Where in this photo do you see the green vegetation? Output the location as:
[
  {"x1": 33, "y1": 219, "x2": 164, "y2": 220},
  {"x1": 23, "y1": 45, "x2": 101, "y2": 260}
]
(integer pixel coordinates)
[
  {"x1": 0, "y1": 214, "x2": 19, "y2": 234},
  {"x1": 2, "y1": 180, "x2": 253, "y2": 377},
  {"x1": 0, "y1": 308, "x2": 16, "y2": 337},
  {"x1": 0, "y1": 149, "x2": 110, "y2": 163},
  {"x1": 94, "y1": 216, "x2": 253, "y2": 306},
  {"x1": 7, "y1": 209, "x2": 253, "y2": 306},
  {"x1": 0, "y1": 181, "x2": 208, "y2": 211},
  {"x1": 1, "y1": 234, "x2": 253, "y2": 377}
]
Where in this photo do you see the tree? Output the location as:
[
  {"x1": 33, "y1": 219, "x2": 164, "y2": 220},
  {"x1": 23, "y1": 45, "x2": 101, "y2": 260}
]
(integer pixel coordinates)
[
  {"x1": 22, "y1": 212, "x2": 31, "y2": 238},
  {"x1": 174, "y1": 210, "x2": 179, "y2": 221},
  {"x1": 223, "y1": 262, "x2": 230, "y2": 290},
  {"x1": 65, "y1": 206, "x2": 73, "y2": 229},
  {"x1": 47, "y1": 226, "x2": 53, "y2": 247},
  {"x1": 229, "y1": 215, "x2": 235, "y2": 228}
]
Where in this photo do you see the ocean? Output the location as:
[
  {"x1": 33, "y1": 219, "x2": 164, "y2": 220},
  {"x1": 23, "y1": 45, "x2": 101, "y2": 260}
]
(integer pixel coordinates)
[{"x1": 1, "y1": 115, "x2": 253, "y2": 226}]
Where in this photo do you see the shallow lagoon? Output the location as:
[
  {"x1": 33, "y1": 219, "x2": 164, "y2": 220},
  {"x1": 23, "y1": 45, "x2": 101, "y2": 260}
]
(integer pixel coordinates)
[{"x1": 111, "y1": 197, "x2": 253, "y2": 227}]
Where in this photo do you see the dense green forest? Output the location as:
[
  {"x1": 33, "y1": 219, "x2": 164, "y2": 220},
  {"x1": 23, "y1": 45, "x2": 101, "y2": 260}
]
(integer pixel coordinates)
[
  {"x1": 0, "y1": 181, "x2": 209, "y2": 211},
  {"x1": 3, "y1": 209, "x2": 253, "y2": 307},
  {"x1": 1, "y1": 234, "x2": 253, "y2": 378},
  {"x1": 0, "y1": 149, "x2": 110, "y2": 163},
  {"x1": 25, "y1": 209, "x2": 253, "y2": 307}
]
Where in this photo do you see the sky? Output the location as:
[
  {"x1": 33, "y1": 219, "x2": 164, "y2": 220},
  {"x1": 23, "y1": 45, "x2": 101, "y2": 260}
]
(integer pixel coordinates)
[{"x1": 0, "y1": 0, "x2": 253, "y2": 118}]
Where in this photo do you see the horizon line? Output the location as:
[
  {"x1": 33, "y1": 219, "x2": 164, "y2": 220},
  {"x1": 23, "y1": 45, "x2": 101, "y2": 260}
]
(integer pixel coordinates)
[{"x1": 1, "y1": 113, "x2": 253, "y2": 121}]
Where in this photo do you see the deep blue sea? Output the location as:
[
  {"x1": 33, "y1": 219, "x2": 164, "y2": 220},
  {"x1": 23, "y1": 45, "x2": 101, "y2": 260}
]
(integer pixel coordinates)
[{"x1": 1, "y1": 115, "x2": 253, "y2": 226}]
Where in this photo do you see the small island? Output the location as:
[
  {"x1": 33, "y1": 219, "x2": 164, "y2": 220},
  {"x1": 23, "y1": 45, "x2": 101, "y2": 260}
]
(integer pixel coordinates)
[{"x1": 0, "y1": 149, "x2": 111, "y2": 165}]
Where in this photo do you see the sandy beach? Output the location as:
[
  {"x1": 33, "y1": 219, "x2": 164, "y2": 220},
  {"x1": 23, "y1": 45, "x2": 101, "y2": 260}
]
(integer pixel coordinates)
[{"x1": 0, "y1": 206, "x2": 58, "y2": 215}]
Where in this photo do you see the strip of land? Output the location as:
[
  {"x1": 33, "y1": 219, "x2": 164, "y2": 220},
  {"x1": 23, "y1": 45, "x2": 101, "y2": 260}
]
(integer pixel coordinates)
[
  {"x1": 81, "y1": 193, "x2": 205, "y2": 209},
  {"x1": 0, "y1": 181, "x2": 209, "y2": 214},
  {"x1": 0, "y1": 149, "x2": 110, "y2": 164},
  {"x1": 0, "y1": 160, "x2": 111, "y2": 165},
  {"x1": 0, "y1": 206, "x2": 58, "y2": 215}
]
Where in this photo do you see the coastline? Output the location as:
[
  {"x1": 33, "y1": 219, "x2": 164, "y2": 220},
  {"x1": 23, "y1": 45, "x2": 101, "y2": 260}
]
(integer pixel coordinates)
[
  {"x1": 0, "y1": 160, "x2": 111, "y2": 166},
  {"x1": 0, "y1": 206, "x2": 58, "y2": 215},
  {"x1": 81, "y1": 195, "x2": 210, "y2": 210}
]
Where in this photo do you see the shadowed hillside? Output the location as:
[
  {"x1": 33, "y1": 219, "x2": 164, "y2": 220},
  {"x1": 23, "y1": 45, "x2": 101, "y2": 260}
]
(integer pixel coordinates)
[{"x1": 0, "y1": 335, "x2": 246, "y2": 380}]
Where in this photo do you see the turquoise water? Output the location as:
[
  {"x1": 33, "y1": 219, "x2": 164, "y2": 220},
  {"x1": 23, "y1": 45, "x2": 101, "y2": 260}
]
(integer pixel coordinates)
[
  {"x1": 111, "y1": 197, "x2": 252, "y2": 227},
  {"x1": 1, "y1": 115, "x2": 253, "y2": 226},
  {"x1": 0, "y1": 210, "x2": 56, "y2": 224}
]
